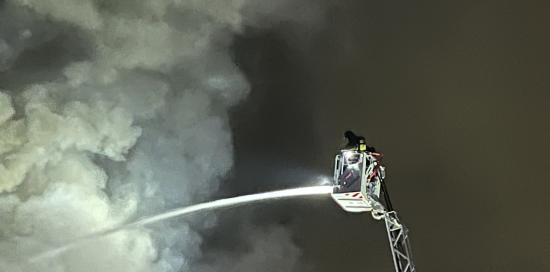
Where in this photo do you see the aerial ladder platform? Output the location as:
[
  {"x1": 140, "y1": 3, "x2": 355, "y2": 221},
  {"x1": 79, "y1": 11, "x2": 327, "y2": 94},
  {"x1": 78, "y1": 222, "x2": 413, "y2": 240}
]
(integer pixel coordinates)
[{"x1": 331, "y1": 131, "x2": 416, "y2": 272}]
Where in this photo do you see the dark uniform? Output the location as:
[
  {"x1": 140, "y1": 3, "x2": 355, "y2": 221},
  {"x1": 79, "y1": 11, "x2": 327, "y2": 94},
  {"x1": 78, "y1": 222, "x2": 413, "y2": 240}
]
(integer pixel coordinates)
[{"x1": 344, "y1": 130, "x2": 376, "y2": 152}]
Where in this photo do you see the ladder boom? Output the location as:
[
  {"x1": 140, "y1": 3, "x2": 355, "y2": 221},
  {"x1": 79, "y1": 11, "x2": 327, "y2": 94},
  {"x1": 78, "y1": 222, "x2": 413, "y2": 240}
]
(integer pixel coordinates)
[{"x1": 384, "y1": 211, "x2": 416, "y2": 272}]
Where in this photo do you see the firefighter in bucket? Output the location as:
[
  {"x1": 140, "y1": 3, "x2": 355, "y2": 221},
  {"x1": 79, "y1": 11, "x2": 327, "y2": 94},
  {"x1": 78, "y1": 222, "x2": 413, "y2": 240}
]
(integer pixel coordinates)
[{"x1": 331, "y1": 131, "x2": 383, "y2": 213}]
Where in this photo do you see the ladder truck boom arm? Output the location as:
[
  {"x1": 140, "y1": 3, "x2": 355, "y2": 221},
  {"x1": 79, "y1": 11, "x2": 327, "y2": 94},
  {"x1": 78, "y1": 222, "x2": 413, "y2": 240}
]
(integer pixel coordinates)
[{"x1": 380, "y1": 181, "x2": 416, "y2": 272}]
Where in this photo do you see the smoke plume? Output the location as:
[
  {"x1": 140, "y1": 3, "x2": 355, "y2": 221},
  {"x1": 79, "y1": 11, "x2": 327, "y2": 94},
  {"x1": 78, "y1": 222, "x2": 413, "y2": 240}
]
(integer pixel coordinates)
[{"x1": 0, "y1": 0, "x2": 311, "y2": 271}]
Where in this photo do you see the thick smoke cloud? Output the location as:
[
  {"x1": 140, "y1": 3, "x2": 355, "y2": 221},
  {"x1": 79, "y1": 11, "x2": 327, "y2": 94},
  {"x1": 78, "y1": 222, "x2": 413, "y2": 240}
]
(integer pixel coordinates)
[{"x1": 0, "y1": 0, "x2": 322, "y2": 271}]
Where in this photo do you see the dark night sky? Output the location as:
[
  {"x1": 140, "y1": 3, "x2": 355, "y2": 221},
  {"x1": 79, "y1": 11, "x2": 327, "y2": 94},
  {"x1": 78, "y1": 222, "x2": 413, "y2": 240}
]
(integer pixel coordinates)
[{"x1": 208, "y1": 1, "x2": 550, "y2": 271}]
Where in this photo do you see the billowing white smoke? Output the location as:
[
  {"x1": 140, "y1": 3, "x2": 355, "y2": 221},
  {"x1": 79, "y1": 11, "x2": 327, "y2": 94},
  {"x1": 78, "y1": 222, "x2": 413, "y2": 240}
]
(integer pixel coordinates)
[{"x1": 0, "y1": 0, "x2": 276, "y2": 271}]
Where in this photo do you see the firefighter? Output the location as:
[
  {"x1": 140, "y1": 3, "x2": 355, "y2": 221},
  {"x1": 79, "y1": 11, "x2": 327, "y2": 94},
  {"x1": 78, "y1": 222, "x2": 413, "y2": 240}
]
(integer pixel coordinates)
[{"x1": 344, "y1": 130, "x2": 376, "y2": 152}]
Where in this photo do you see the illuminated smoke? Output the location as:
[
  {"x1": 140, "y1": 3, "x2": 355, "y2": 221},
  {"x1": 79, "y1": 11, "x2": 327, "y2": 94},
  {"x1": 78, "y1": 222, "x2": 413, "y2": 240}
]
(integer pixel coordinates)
[
  {"x1": 0, "y1": 0, "x2": 328, "y2": 271},
  {"x1": 0, "y1": 1, "x2": 250, "y2": 271}
]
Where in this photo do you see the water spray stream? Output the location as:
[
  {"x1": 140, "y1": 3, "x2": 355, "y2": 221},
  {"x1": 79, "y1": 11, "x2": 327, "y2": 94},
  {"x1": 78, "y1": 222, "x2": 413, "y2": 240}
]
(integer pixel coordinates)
[{"x1": 30, "y1": 185, "x2": 333, "y2": 263}]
